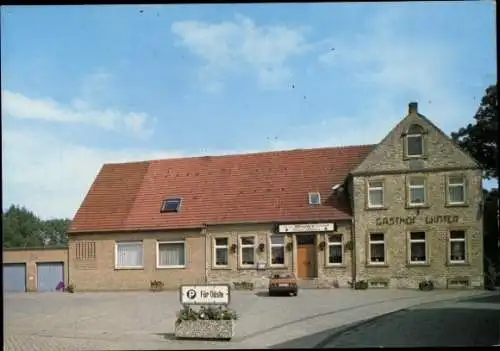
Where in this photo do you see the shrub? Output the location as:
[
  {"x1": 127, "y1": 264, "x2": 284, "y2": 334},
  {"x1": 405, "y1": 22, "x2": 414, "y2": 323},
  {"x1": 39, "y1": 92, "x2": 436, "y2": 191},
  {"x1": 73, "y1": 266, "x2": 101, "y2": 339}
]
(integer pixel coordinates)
[
  {"x1": 176, "y1": 305, "x2": 238, "y2": 325},
  {"x1": 150, "y1": 280, "x2": 164, "y2": 292},
  {"x1": 419, "y1": 279, "x2": 434, "y2": 291},
  {"x1": 65, "y1": 284, "x2": 75, "y2": 293},
  {"x1": 354, "y1": 280, "x2": 368, "y2": 290}
]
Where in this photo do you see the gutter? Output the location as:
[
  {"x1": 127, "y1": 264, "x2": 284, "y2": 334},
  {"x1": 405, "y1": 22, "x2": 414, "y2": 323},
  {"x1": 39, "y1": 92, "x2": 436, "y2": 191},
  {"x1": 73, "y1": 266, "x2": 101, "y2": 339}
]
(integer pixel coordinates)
[
  {"x1": 202, "y1": 224, "x2": 208, "y2": 284},
  {"x1": 351, "y1": 217, "x2": 357, "y2": 288}
]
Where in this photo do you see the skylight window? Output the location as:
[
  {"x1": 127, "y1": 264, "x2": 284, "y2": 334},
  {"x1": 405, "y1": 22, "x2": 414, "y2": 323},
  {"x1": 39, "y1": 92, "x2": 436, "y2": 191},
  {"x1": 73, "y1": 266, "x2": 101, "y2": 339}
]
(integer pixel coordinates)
[
  {"x1": 308, "y1": 192, "x2": 321, "y2": 205},
  {"x1": 161, "y1": 198, "x2": 182, "y2": 213}
]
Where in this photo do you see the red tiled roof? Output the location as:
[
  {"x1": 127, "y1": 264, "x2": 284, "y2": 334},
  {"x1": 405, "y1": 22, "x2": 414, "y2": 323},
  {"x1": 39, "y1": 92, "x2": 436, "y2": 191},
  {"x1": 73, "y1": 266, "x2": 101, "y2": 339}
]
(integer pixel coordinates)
[{"x1": 69, "y1": 145, "x2": 374, "y2": 233}]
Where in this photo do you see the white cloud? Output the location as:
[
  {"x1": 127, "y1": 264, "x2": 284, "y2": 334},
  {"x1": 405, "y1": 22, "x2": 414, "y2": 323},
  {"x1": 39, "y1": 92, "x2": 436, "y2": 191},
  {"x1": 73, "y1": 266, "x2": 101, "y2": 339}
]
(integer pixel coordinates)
[
  {"x1": 2, "y1": 90, "x2": 154, "y2": 138},
  {"x1": 171, "y1": 14, "x2": 312, "y2": 91},
  {"x1": 2, "y1": 128, "x2": 184, "y2": 220}
]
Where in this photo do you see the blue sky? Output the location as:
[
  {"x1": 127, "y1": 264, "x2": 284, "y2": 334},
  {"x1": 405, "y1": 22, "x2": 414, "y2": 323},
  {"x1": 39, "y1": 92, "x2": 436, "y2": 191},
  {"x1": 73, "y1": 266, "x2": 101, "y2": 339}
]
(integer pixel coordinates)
[{"x1": 1, "y1": 2, "x2": 497, "y2": 219}]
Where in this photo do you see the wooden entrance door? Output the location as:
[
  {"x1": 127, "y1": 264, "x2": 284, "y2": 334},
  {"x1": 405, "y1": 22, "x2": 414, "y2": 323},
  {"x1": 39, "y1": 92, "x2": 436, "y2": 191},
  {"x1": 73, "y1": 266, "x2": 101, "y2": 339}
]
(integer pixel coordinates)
[{"x1": 297, "y1": 245, "x2": 316, "y2": 278}]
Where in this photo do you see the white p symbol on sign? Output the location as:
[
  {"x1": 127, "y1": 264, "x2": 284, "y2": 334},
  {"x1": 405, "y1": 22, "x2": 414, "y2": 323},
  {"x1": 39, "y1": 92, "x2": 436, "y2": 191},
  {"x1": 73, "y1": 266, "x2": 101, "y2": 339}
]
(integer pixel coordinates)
[{"x1": 186, "y1": 289, "x2": 197, "y2": 299}]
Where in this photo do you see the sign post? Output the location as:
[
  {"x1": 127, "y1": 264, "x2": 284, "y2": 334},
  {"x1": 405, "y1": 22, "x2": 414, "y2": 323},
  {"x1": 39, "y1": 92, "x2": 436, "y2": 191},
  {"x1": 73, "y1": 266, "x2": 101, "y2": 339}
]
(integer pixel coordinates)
[{"x1": 179, "y1": 284, "x2": 231, "y2": 306}]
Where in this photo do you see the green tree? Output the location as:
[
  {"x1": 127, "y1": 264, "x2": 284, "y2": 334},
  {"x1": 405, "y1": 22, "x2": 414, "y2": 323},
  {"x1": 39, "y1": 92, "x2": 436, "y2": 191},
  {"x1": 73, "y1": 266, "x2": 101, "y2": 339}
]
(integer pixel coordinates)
[
  {"x1": 2, "y1": 205, "x2": 70, "y2": 248},
  {"x1": 451, "y1": 83, "x2": 498, "y2": 179}
]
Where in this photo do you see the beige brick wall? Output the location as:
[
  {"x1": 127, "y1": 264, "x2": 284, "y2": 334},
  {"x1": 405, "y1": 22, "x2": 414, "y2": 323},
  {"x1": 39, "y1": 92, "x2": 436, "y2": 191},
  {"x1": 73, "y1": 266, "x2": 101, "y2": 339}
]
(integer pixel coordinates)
[
  {"x1": 205, "y1": 222, "x2": 353, "y2": 288},
  {"x1": 3, "y1": 248, "x2": 69, "y2": 292},
  {"x1": 352, "y1": 169, "x2": 484, "y2": 289},
  {"x1": 68, "y1": 230, "x2": 206, "y2": 291}
]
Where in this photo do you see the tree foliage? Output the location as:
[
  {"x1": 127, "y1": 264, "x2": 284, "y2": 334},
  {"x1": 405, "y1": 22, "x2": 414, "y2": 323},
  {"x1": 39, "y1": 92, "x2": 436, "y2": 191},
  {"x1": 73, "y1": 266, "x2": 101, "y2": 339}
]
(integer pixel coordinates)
[
  {"x1": 451, "y1": 83, "x2": 498, "y2": 179},
  {"x1": 2, "y1": 205, "x2": 70, "y2": 248}
]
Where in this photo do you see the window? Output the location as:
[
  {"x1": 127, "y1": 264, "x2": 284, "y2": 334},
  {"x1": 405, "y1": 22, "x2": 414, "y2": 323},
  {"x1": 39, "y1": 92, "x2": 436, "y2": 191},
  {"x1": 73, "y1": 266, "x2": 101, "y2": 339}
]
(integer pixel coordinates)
[
  {"x1": 367, "y1": 181, "x2": 384, "y2": 208},
  {"x1": 409, "y1": 232, "x2": 427, "y2": 264},
  {"x1": 75, "y1": 241, "x2": 96, "y2": 260},
  {"x1": 369, "y1": 233, "x2": 385, "y2": 264},
  {"x1": 449, "y1": 231, "x2": 466, "y2": 263},
  {"x1": 239, "y1": 236, "x2": 256, "y2": 266},
  {"x1": 327, "y1": 234, "x2": 343, "y2": 265},
  {"x1": 157, "y1": 241, "x2": 186, "y2": 268},
  {"x1": 115, "y1": 242, "x2": 143, "y2": 269},
  {"x1": 406, "y1": 124, "x2": 424, "y2": 157},
  {"x1": 160, "y1": 198, "x2": 182, "y2": 213},
  {"x1": 408, "y1": 177, "x2": 426, "y2": 206},
  {"x1": 213, "y1": 238, "x2": 229, "y2": 267},
  {"x1": 448, "y1": 175, "x2": 466, "y2": 204},
  {"x1": 270, "y1": 235, "x2": 285, "y2": 266},
  {"x1": 309, "y1": 192, "x2": 321, "y2": 205}
]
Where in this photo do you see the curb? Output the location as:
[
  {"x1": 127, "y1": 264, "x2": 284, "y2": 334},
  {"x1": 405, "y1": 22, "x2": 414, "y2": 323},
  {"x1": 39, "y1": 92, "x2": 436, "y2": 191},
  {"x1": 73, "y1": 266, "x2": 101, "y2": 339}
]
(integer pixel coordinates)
[
  {"x1": 313, "y1": 308, "x2": 407, "y2": 348},
  {"x1": 313, "y1": 290, "x2": 498, "y2": 349}
]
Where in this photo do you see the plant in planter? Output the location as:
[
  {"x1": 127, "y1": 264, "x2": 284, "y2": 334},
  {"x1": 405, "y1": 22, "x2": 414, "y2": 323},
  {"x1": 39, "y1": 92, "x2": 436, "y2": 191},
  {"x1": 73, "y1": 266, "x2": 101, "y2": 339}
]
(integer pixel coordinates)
[
  {"x1": 318, "y1": 241, "x2": 326, "y2": 251},
  {"x1": 175, "y1": 305, "x2": 238, "y2": 340},
  {"x1": 150, "y1": 280, "x2": 164, "y2": 292},
  {"x1": 258, "y1": 243, "x2": 265, "y2": 252},
  {"x1": 233, "y1": 281, "x2": 254, "y2": 290},
  {"x1": 419, "y1": 279, "x2": 434, "y2": 291},
  {"x1": 332, "y1": 279, "x2": 340, "y2": 288},
  {"x1": 230, "y1": 244, "x2": 237, "y2": 254},
  {"x1": 354, "y1": 280, "x2": 368, "y2": 290},
  {"x1": 286, "y1": 242, "x2": 293, "y2": 252}
]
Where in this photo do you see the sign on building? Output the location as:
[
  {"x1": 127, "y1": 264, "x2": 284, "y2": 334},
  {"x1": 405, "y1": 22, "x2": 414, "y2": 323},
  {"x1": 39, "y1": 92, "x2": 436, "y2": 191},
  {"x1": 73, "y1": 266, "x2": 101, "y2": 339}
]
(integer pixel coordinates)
[
  {"x1": 180, "y1": 284, "x2": 230, "y2": 305},
  {"x1": 278, "y1": 222, "x2": 334, "y2": 233}
]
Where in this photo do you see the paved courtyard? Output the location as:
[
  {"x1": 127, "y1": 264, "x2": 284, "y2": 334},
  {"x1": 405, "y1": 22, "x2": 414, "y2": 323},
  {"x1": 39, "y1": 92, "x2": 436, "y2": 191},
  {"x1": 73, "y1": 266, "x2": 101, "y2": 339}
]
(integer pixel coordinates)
[{"x1": 3, "y1": 288, "x2": 496, "y2": 350}]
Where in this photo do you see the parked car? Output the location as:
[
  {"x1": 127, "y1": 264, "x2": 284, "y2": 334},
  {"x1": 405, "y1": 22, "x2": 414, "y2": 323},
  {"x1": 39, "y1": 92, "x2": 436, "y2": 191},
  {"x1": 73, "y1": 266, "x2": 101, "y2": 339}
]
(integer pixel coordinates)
[{"x1": 268, "y1": 273, "x2": 298, "y2": 296}]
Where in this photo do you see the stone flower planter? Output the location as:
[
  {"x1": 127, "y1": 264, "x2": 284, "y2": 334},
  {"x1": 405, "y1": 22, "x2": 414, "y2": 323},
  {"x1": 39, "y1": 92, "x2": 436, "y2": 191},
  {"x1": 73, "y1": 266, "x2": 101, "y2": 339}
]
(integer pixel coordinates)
[{"x1": 174, "y1": 319, "x2": 235, "y2": 340}]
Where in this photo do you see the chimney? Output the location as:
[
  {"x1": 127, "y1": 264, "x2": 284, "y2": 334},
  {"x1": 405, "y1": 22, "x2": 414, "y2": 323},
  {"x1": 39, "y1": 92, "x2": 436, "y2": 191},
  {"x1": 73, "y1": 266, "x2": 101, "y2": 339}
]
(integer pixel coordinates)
[{"x1": 408, "y1": 102, "x2": 418, "y2": 114}]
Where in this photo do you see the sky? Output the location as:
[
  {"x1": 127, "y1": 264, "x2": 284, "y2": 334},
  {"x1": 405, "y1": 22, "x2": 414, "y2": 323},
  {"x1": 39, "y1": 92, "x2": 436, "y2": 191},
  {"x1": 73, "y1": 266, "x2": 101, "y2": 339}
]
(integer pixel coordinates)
[{"x1": 1, "y1": 2, "x2": 497, "y2": 220}]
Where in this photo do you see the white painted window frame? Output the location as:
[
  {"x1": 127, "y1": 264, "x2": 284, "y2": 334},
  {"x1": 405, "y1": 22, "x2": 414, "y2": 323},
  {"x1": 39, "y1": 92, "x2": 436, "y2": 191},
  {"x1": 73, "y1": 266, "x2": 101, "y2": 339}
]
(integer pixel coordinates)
[
  {"x1": 115, "y1": 241, "x2": 144, "y2": 269},
  {"x1": 406, "y1": 134, "x2": 423, "y2": 157},
  {"x1": 308, "y1": 192, "x2": 321, "y2": 205},
  {"x1": 239, "y1": 235, "x2": 256, "y2": 267},
  {"x1": 326, "y1": 233, "x2": 343, "y2": 266},
  {"x1": 368, "y1": 233, "x2": 386, "y2": 265},
  {"x1": 213, "y1": 237, "x2": 229, "y2": 268},
  {"x1": 367, "y1": 181, "x2": 384, "y2": 208},
  {"x1": 449, "y1": 231, "x2": 466, "y2": 264},
  {"x1": 409, "y1": 232, "x2": 427, "y2": 264},
  {"x1": 447, "y1": 175, "x2": 466, "y2": 205},
  {"x1": 408, "y1": 178, "x2": 426, "y2": 206},
  {"x1": 269, "y1": 235, "x2": 286, "y2": 267},
  {"x1": 156, "y1": 240, "x2": 187, "y2": 269}
]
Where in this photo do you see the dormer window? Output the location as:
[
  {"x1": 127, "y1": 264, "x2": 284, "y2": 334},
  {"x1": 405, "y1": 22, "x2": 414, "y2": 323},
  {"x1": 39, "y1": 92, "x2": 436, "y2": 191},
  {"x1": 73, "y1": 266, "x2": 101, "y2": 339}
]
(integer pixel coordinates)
[
  {"x1": 406, "y1": 124, "x2": 424, "y2": 158},
  {"x1": 161, "y1": 198, "x2": 182, "y2": 213},
  {"x1": 308, "y1": 192, "x2": 321, "y2": 205}
]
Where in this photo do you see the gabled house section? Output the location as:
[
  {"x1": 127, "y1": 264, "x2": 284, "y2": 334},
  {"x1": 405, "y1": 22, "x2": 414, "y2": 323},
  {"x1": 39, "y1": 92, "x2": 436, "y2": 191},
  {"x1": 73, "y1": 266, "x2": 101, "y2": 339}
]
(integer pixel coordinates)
[{"x1": 351, "y1": 102, "x2": 480, "y2": 176}]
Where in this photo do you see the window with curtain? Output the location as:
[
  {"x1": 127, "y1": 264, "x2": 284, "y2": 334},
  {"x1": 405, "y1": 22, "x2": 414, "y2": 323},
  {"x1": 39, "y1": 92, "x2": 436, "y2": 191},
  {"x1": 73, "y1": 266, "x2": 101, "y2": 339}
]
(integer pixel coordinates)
[
  {"x1": 115, "y1": 242, "x2": 143, "y2": 268},
  {"x1": 369, "y1": 233, "x2": 385, "y2": 264},
  {"x1": 449, "y1": 231, "x2": 466, "y2": 262},
  {"x1": 409, "y1": 177, "x2": 426, "y2": 206},
  {"x1": 367, "y1": 181, "x2": 384, "y2": 208},
  {"x1": 270, "y1": 235, "x2": 285, "y2": 265},
  {"x1": 240, "y1": 236, "x2": 255, "y2": 266},
  {"x1": 328, "y1": 234, "x2": 343, "y2": 264},
  {"x1": 448, "y1": 175, "x2": 466, "y2": 204},
  {"x1": 409, "y1": 232, "x2": 426, "y2": 263},
  {"x1": 214, "y1": 238, "x2": 229, "y2": 267},
  {"x1": 157, "y1": 242, "x2": 186, "y2": 268}
]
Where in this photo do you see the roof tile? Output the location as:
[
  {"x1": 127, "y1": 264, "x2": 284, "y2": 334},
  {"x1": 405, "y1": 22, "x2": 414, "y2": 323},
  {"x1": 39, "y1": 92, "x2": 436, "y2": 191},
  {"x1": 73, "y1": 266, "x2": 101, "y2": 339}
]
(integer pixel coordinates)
[{"x1": 69, "y1": 145, "x2": 374, "y2": 233}]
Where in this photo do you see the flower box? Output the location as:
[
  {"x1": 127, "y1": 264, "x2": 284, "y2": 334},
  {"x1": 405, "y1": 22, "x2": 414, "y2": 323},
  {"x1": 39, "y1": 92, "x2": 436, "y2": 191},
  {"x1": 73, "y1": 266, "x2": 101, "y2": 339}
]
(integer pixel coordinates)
[{"x1": 174, "y1": 319, "x2": 235, "y2": 340}]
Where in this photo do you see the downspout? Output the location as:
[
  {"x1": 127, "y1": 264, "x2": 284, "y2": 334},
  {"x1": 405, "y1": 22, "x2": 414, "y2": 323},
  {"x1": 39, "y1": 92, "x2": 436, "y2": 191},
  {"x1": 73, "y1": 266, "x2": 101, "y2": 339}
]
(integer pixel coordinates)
[
  {"x1": 202, "y1": 224, "x2": 208, "y2": 284},
  {"x1": 351, "y1": 218, "x2": 356, "y2": 288}
]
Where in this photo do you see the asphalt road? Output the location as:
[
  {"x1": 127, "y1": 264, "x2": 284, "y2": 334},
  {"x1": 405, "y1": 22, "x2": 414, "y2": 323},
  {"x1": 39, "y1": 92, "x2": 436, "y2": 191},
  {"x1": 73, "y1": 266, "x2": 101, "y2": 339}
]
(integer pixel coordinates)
[{"x1": 272, "y1": 292, "x2": 500, "y2": 348}]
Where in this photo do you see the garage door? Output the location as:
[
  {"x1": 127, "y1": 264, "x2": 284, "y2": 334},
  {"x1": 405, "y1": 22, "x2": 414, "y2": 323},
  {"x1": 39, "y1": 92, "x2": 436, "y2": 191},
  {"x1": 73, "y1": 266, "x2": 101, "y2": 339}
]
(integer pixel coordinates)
[
  {"x1": 37, "y1": 262, "x2": 64, "y2": 292},
  {"x1": 3, "y1": 263, "x2": 27, "y2": 293}
]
